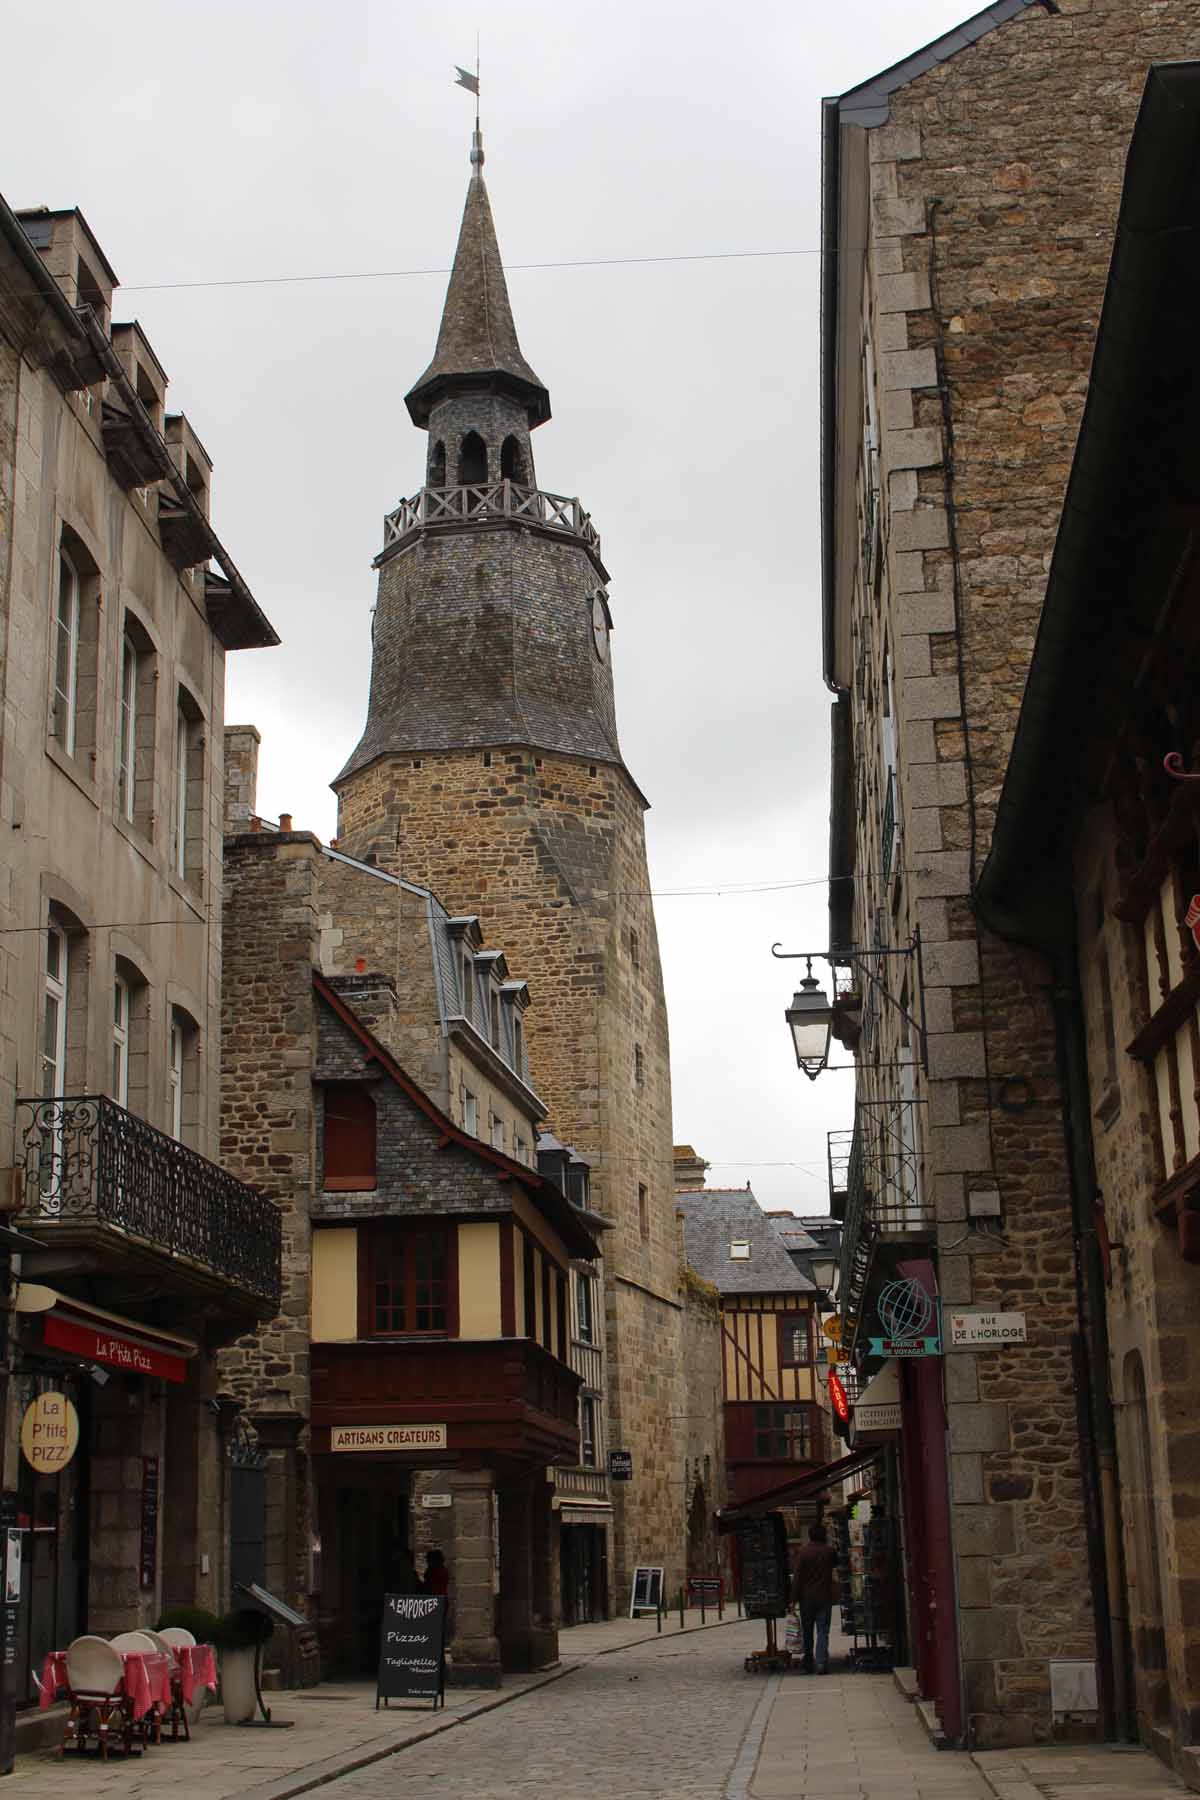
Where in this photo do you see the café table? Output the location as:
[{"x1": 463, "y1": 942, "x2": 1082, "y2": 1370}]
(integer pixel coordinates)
[
  {"x1": 174, "y1": 1643, "x2": 218, "y2": 1706},
  {"x1": 38, "y1": 1646, "x2": 174, "y2": 1737}
]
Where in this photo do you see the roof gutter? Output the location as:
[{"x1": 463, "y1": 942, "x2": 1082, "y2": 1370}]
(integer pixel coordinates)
[
  {"x1": 0, "y1": 192, "x2": 277, "y2": 651},
  {"x1": 819, "y1": 95, "x2": 842, "y2": 693}
]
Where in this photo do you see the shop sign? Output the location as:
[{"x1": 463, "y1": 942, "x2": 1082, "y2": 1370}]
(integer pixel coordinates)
[
  {"x1": 20, "y1": 1392, "x2": 79, "y2": 1474},
  {"x1": 948, "y1": 1310, "x2": 1027, "y2": 1348},
  {"x1": 608, "y1": 1449, "x2": 633, "y2": 1480},
  {"x1": 420, "y1": 1494, "x2": 453, "y2": 1509},
  {"x1": 828, "y1": 1369, "x2": 851, "y2": 1423},
  {"x1": 139, "y1": 1457, "x2": 159, "y2": 1590},
  {"x1": 331, "y1": 1424, "x2": 447, "y2": 1453},
  {"x1": 867, "y1": 1278, "x2": 941, "y2": 1358},
  {"x1": 42, "y1": 1315, "x2": 187, "y2": 1384},
  {"x1": 853, "y1": 1402, "x2": 901, "y2": 1433}
]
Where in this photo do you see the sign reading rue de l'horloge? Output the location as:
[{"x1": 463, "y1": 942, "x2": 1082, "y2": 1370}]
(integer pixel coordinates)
[
  {"x1": 376, "y1": 1594, "x2": 446, "y2": 1710},
  {"x1": 866, "y1": 1278, "x2": 942, "y2": 1359},
  {"x1": 948, "y1": 1310, "x2": 1027, "y2": 1348}
]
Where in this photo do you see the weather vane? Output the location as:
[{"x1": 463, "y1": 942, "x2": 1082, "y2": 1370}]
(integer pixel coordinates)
[{"x1": 454, "y1": 39, "x2": 483, "y2": 172}]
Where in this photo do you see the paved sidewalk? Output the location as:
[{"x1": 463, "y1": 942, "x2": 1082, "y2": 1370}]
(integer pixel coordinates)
[
  {"x1": 972, "y1": 1742, "x2": 1186, "y2": 1798},
  {"x1": 8, "y1": 1606, "x2": 741, "y2": 1799},
  {"x1": 751, "y1": 1621, "x2": 992, "y2": 1800}
]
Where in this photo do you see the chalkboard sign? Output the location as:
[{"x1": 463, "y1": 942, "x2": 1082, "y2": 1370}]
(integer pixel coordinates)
[
  {"x1": 629, "y1": 1566, "x2": 664, "y2": 1617},
  {"x1": 376, "y1": 1594, "x2": 446, "y2": 1709},
  {"x1": 608, "y1": 1449, "x2": 633, "y2": 1481},
  {"x1": 735, "y1": 1513, "x2": 789, "y2": 1620}
]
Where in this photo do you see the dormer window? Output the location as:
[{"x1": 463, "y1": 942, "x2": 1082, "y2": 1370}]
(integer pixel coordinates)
[
  {"x1": 490, "y1": 988, "x2": 501, "y2": 1051},
  {"x1": 461, "y1": 953, "x2": 474, "y2": 1020},
  {"x1": 513, "y1": 1012, "x2": 524, "y2": 1076},
  {"x1": 729, "y1": 1240, "x2": 751, "y2": 1260},
  {"x1": 323, "y1": 1085, "x2": 377, "y2": 1191}
]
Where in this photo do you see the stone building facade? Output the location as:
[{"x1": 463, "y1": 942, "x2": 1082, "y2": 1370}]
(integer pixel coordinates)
[
  {"x1": 330, "y1": 131, "x2": 720, "y2": 1604},
  {"x1": 0, "y1": 191, "x2": 280, "y2": 1703},
  {"x1": 219, "y1": 779, "x2": 615, "y2": 1682},
  {"x1": 976, "y1": 61, "x2": 1200, "y2": 1788},
  {"x1": 821, "y1": 0, "x2": 1200, "y2": 1752}
]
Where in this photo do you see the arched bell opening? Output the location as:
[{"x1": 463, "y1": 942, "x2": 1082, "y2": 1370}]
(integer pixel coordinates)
[{"x1": 458, "y1": 431, "x2": 488, "y2": 486}]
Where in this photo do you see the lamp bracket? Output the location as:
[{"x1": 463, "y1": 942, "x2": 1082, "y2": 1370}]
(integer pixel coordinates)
[{"x1": 771, "y1": 931, "x2": 928, "y2": 1074}]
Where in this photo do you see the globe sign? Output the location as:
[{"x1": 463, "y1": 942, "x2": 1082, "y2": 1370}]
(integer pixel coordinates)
[{"x1": 877, "y1": 1277, "x2": 934, "y2": 1344}]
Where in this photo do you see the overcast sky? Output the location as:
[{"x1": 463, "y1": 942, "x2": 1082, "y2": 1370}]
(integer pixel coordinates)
[{"x1": 7, "y1": 0, "x2": 977, "y2": 1214}]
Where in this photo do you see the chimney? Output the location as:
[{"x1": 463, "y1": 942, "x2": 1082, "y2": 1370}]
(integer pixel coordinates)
[
  {"x1": 224, "y1": 724, "x2": 261, "y2": 832},
  {"x1": 673, "y1": 1144, "x2": 710, "y2": 1192}
]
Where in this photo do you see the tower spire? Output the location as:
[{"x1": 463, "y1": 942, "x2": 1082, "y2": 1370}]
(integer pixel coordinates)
[{"x1": 406, "y1": 77, "x2": 550, "y2": 429}]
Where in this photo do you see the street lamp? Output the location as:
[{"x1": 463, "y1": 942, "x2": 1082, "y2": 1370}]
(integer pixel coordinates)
[
  {"x1": 785, "y1": 962, "x2": 834, "y2": 1081},
  {"x1": 807, "y1": 1251, "x2": 839, "y2": 1297}
]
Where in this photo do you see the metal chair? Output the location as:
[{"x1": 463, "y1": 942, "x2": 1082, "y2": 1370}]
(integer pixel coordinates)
[
  {"x1": 62, "y1": 1637, "x2": 133, "y2": 1760},
  {"x1": 109, "y1": 1631, "x2": 162, "y2": 1746},
  {"x1": 144, "y1": 1631, "x2": 189, "y2": 1742}
]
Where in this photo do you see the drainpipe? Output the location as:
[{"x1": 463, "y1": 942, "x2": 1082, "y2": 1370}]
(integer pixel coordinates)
[{"x1": 1050, "y1": 952, "x2": 1133, "y2": 1742}]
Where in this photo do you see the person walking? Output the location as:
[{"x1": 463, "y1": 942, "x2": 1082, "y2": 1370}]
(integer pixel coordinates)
[{"x1": 792, "y1": 1522, "x2": 839, "y2": 1674}]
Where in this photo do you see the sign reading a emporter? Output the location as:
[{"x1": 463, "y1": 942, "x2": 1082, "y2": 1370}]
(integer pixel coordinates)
[{"x1": 376, "y1": 1594, "x2": 446, "y2": 1709}]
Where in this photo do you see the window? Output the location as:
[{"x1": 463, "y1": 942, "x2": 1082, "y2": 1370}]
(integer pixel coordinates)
[
  {"x1": 117, "y1": 630, "x2": 137, "y2": 821},
  {"x1": 429, "y1": 440, "x2": 446, "y2": 487},
  {"x1": 581, "y1": 1396, "x2": 598, "y2": 1468},
  {"x1": 112, "y1": 976, "x2": 130, "y2": 1106},
  {"x1": 490, "y1": 989, "x2": 501, "y2": 1050},
  {"x1": 778, "y1": 1313, "x2": 811, "y2": 1367},
  {"x1": 729, "y1": 1240, "x2": 751, "y2": 1260},
  {"x1": 541, "y1": 1256, "x2": 552, "y2": 1350},
  {"x1": 458, "y1": 431, "x2": 487, "y2": 486},
  {"x1": 576, "y1": 1271, "x2": 594, "y2": 1344},
  {"x1": 463, "y1": 1089, "x2": 478, "y2": 1137},
  {"x1": 42, "y1": 927, "x2": 68, "y2": 1097},
  {"x1": 754, "y1": 1404, "x2": 811, "y2": 1462},
  {"x1": 634, "y1": 1044, "x2": 644, "y2": 1088},
  {"x1": 512, "y1": 1011, "x2": 524, "y2": 1076},
  {"x1": 490, "y1": 1114, "x2": 504, "y2": 1153},
  {"x1": 629, "y1": 928, "x2": 640, "y2": 969},
  {"x1": 460, "y1": 955, "x2": 474, "y2": 1021},
  {"x1": 173, "y1": 706, "x2": 188, "y2": 874},
  {"x1": 52, "y1": 550, "x2": 80, "y2": 753},
  {"x1": 323, "y1": 1085, "x2": 377, "y2": 1191},
  {"x1": 514, "y1": 1135, "x2": 528, "y2": 1166},
  {"x1": 369, "y1": 1227, "x2": 449, "y2": 1334},
  {"x1": 168, "y1": 1014, "x2": 184, "y2": 1140},
  {"x1": 523, "y1": 1235, "x2": 537, "y2": 1338},
  {"x1": 172, "y1": 695, "x2": 202, "y2": 880},
  {"x1": 556, "y1": 1271, "x2": 567, "y2": 1356},
  {"x1": 500, "y1": 435, "x2": 526, "y2": 483},
  {"x1": 638, "y1": 1182, "x2": 649, "y2": 1241}
]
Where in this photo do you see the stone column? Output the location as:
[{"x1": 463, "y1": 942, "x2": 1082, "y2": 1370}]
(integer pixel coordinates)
[
  {"x1": 446, "y1": 1467, "x2": 500, "y2": 1686},
  {"x1": 247, "y1": 1404, "x2": 313, "y2": 1685},
  {"x1": 529, "y1": 1472, "x2": 560, "y2": 1668},
  {"x1": 498, "y1": 1473, "x2": 536, "y2": 1671}
]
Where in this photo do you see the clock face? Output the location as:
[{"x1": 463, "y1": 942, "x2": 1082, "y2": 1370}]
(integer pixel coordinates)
[{"x1": 592, "y1": 594, "x2": 608, "y2": 661}]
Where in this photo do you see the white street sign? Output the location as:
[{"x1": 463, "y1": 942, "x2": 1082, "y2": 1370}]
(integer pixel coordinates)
[{"x1": 948, "y1": 1310, "x2": 1027, "y2": 1348}]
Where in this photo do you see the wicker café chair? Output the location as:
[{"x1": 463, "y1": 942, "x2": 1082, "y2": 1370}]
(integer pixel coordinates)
[
  {"x1": 62, "y1": 1636, "x2": 132, "y2": 1760},
  {"x1": 109, "y1": 1631, "x2": 162, "y2": 1747},
  {"x1": 144, "y1": 1630, "x2": 190, "y2": 1742}
]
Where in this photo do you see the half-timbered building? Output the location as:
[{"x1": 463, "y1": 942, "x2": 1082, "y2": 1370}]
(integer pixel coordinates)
[{"x1": 675, "y1": 1178, "x2": 822, "y2": 1509}]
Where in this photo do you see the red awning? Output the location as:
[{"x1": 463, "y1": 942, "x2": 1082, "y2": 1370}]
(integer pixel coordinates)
[
  {"x1": 22, "y1": 1291, "x2": 199, "y2": 1385},
  {"x1": 716, "y1": 1446, "x2": 882, "y2": 1529}
]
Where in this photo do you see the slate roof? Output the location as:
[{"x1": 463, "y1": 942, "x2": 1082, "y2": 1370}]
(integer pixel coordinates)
[
  {"x1": 406, "y1": 160, "x2": 550, "y2": 428},
  {"x1": 676, "y1": 1188, "x2": 815, "y2": 1296}
]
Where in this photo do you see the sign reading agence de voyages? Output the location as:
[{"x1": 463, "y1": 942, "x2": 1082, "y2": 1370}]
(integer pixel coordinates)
[{"x1": 331, "y1": 1424, "x2": 447, "y2": 1452}]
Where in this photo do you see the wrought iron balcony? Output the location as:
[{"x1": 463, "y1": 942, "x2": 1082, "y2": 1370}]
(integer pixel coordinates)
[
  {"x1": 829, "y1": 1095, "x2": 932, "y2": 1357},
  {"x1": 378, "y1": 481, "x2": 605, "y2": 575},
  {"x1": 14, "y1": 1096, "x2": 281, "y2": 1313}
]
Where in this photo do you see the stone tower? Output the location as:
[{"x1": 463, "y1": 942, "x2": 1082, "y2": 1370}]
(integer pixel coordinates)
[{"x1": 334, "y1": 130, "x2": 686, "y2": 1599}]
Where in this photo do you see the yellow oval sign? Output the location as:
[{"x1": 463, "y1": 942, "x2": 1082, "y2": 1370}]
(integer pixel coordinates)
[
  {"x1": 823, "y1": 1316, "x2": 843, "y2": 1343},
  {"x1": 21, "y1": 1392, "x2": 79, "y2": 1474}
]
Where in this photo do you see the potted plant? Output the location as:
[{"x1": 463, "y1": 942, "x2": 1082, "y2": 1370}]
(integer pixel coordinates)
[{"x1": 211, "y1": 1608, "x2": 274, "y2": 1724}]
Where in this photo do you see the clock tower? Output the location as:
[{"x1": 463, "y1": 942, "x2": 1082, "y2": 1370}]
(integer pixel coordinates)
[{"x1": 334, "y1": 130, "x2": 690, "y2": 1603}]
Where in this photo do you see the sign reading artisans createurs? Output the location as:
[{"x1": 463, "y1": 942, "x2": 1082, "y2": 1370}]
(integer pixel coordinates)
[{"x1": 332, "y1": 1424, "x2": 447, "y2": 1453}]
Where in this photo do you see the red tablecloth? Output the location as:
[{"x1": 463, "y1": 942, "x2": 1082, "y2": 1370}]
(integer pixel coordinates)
[
  {"x1": 37, "y1": 1648, "x2": 173, "y2": 1716},
  {"x1": 176, "y1": 1644, "x2": 218, "y2": 1704}
]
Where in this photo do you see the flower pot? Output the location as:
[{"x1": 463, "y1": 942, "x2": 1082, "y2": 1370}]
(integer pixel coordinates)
[{"x1": 221, "y1": 1646, "x2": 257, "y2": 1724}]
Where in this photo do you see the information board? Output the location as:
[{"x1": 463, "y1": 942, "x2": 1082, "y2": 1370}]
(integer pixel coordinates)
[
  {"x1": 629, "y1": 1565, "x2": 664, "y2": 1617},
  {"x1": 608, "y1": 1449, "x2": 633, "y2": 1481},
  {"x1": 735, "y1": 1513, "x2": 789, "y2": 1620},
  {"x1": 376, "y1": 1594, "x2": 446, "y2": 1709}
]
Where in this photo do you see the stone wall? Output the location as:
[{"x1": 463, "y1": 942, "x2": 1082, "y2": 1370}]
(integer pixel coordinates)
[
  {"x1": 833, "y1": 0, "x2": 1200, "y2": 1749},
  {"x1": 219, "y1": 830, "x2": 321, "y2": 1630},
  {"x1": 336, "y1": 744, "x2": 691, "y2": 1600}
]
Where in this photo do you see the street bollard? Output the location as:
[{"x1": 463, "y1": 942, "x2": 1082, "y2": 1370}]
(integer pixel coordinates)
[
  {"x1": 656, "y1": 1597, "x2": 662, "y2": 1634},
  {"x1": 700, "y1": 1587, "x2": 707, "y2": 1624},
  {"x1": 718, "y1": 1580, "x2": 724, "y2": 1621},
  {"x1": 679, "y1": 1587, "x2": 685, "y2": 1629}
]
